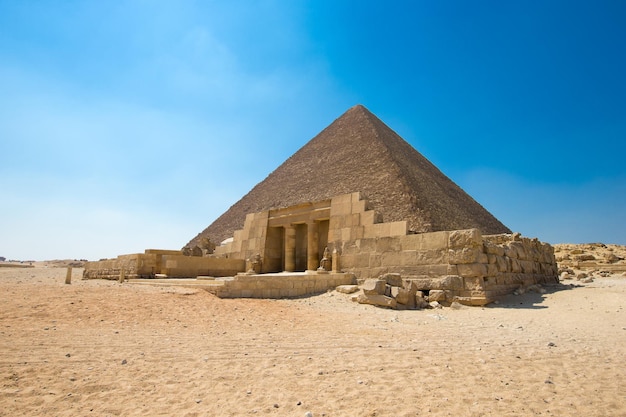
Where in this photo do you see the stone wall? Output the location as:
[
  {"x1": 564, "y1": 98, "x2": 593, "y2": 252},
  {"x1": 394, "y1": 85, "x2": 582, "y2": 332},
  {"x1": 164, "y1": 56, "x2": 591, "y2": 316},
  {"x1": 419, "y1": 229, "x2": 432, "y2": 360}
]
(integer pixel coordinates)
[
  {"x1": 83, "y1": 250, "x2": 245, "y2": 280},
  {"x1": 161, "y1": 255, "x2": 244, "y2": 278},
  {"x1": 347, "y1": 229, "x2": 558, "y2": 306},
  {"x1": 205, "y1": 272, "x2": 355, "y2": 299},
  {"x1": 83, "y1": 254, "x2": 152, "y2": 279}
]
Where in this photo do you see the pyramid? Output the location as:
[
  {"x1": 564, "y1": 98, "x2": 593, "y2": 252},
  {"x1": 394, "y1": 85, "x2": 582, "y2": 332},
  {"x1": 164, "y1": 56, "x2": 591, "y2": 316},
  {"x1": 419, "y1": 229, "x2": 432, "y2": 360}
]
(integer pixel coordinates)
[{"x1": 186, "y1": 105, "x2": 510, "y2": 248}]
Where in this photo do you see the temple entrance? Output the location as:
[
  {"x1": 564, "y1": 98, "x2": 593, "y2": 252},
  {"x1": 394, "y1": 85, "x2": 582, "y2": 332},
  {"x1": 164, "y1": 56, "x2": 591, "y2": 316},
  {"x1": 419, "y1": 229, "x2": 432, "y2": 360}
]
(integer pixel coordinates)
[{"x1": 262, "y1": 200, "x2": 332, "y2": 273}]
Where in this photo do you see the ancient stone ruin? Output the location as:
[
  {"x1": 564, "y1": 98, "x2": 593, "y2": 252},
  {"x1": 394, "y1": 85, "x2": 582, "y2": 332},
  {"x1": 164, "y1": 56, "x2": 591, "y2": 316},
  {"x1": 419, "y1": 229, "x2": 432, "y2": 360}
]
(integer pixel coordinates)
[{"x1": 84, "y1": 105, "x2": 559, "y2": 307}]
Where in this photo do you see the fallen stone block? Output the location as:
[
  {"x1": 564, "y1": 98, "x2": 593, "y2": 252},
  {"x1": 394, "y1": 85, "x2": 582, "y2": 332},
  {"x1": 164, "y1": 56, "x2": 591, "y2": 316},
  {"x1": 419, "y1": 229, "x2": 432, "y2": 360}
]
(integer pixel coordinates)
[
  {"x1": 361, "y1": 279, "x2": 386, "y2": 295},
  {"x1": 381, "y1": 272, "x2": 402, "y2": 287},
  {"x1": 356, "y1": 293, "x2": 397, "y2": 309},
  {"x1": 336, "y1": 284, "x2": 359, "y2": 294},
  {"x1": 428, "y1": 289, "x2": 446, "y2": 302}
]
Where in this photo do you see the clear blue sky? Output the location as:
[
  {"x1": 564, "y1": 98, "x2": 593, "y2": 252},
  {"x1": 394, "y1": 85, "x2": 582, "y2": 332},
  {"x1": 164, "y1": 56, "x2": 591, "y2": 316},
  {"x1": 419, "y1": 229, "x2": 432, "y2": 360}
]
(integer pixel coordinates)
[{"x1": 1, "y1": 1, "x2": 625, "y2": 260}]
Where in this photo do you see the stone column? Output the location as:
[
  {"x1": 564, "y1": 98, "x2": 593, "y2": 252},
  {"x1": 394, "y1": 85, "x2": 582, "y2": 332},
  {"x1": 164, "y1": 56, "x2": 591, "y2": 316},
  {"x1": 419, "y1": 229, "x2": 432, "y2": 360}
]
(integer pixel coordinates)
[
  {"x1": 65, "y1": 266, "x2": 72, "y2": 284},
  {"x1": 307, "y1": 221, "x2": 319, "y2": 271},
  {"x1": 284, "y1": 225, "x2": 296, "y2": 272}
]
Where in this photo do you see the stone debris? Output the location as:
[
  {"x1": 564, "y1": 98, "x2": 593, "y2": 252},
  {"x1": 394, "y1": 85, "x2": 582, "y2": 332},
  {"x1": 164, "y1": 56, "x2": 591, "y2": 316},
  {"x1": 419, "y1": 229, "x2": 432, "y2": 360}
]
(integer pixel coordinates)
[{"x1": 554, "y1": 243, "x2": 626, "y2": 275}]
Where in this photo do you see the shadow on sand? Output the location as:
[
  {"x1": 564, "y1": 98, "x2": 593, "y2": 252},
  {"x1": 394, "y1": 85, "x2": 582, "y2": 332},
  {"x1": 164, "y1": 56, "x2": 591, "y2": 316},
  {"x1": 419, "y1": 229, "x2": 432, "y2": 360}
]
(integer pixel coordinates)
[{"x1": 489, "y1": 283, "x2": 582, "y2": 310}]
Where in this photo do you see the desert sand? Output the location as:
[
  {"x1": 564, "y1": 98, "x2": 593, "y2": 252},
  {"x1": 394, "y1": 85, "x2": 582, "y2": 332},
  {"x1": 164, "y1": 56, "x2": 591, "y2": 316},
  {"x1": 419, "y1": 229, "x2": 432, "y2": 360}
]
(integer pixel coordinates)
[{"x1": 1, "y1": 266, "x2": 624, "y2": 416}]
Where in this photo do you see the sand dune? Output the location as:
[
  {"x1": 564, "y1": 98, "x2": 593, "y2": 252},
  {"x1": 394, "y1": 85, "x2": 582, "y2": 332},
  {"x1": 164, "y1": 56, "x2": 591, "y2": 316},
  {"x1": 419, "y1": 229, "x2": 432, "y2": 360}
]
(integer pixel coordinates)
[{"x1": 0, "y1": 266, "x2": 624, "y2": 416}]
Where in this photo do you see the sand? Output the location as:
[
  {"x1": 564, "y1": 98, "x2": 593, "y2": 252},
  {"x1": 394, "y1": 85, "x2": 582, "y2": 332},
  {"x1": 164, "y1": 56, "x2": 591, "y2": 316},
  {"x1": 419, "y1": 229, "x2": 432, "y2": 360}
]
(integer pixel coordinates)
[{"x1": 0, "y1": 266, "x2": 624, "y2": 416}]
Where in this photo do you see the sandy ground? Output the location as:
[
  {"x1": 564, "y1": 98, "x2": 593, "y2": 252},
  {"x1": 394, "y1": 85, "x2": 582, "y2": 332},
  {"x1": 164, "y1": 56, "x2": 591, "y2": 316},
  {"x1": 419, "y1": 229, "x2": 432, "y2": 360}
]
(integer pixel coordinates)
[{"x1": 0, "y1": 267, "x2": 624, "y2": 417}]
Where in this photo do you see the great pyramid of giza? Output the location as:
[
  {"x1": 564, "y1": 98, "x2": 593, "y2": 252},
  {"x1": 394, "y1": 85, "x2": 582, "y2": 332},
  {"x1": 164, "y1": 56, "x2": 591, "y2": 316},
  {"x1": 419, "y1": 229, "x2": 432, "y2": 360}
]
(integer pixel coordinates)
[{"x1": 186, "y1": 105, "x2": 510, "y2": 248}]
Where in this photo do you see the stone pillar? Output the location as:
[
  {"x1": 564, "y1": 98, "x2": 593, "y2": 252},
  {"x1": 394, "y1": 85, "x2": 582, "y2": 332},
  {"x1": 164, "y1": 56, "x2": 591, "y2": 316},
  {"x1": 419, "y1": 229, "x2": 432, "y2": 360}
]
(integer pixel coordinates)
[
  {"x1": 332, "y1": 248, "x2": 339, "y2": 273},
  {"x1": 284, "y1": 225, "x2": 296, "y2": 272},
  {"x1": 307, "y1": 221, "x2": 319, "y2": 271},
  {"x1": 65, "y1": 266, "x2": 72, "y2": 284}
]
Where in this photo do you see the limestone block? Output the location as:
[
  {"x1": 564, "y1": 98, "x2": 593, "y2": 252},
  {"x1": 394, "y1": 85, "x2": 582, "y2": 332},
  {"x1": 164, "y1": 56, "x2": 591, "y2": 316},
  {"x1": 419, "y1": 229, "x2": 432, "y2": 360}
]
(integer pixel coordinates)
[
  {"x1": 440, "y1": 275, "x2": 463, "y2": 290},
  {"x1": 402, "y1": 264, "x2": 450, "y2": 276},
  {"x1": 509, "y1": 242, "x2": 527, "y2": 260},
  {"x1": 420, "y1": 231, "x2": 450, "y2": 250},
  {"x1": 356, "y1": 293, "x2": 397, "y2": 309},
  {"x1": 353, "y1": 194, "x2": 366, "y2": 208},
  {"x1": 389, "y1": 221, "x2": 408, "y2": 236},
  {"x1": 428, "y1": 290, "x2": 446, "y2": 302},
  {"x1": 464, "y1": 277, "x2": 486, "y2": 290},
  {"x1": 376, "y1": 237, "x2": 402, "y2": 253},
  {"x1": 487, "y1": 254, "x2": 497, "y2": 264},
  {"x1": 448, "y1": 229, "x2": 482, "y2": 249},
  {"x1": 353, "y1": 253, "x2": 371, "y2": 268},
  {"x1": 496, "y1": 256, "x2": 508, "y2": 272},
  {"x1": 356, "y1": 238, "x2": 377, "y2": 252},
  {"x1": 381, "y1": 251, "x2": 403, "y2": 267},
  {"x1": 520, "y1": 260, "x2": 534, "y2": 274},
  {"x1": 361, "y1": 210, "x2": 377, "y2": 225},
  {"x1": 339, "y1": 254, "x2": 355, "y2": 268},
  {"x1": 483, "y1": 242, "x2": 505, "y2": 256},
  {"x1": 362, "y1": 279, "x2": 386, "y2": 295},
  {"x1": 381, "y1": 272, "x2": 403, "y2": 287},
  {"x1": 510, "y1": 258, "x2": 522, "y2": 273},
  {"x1": 395, "y1": 288, "x2": 411, "y2": 306},
  {"x1": 456, "y1": 263, "x2": 487, "y2": 278},
  {"x1": 478, "y1": 252, "x2": 489, "y2": 264},
  {"x1": 401, "y1": 250, "x2": 418, "y2": 265},
  {"x1": 448, "y1": 248, "x2": 481, "y2": 264},
  {"x1": 485, "y1": 264, "x2": 498, "y2": 277},
  {"x1": 336, "y1": 285, "x2": 359, "y2": 294}
]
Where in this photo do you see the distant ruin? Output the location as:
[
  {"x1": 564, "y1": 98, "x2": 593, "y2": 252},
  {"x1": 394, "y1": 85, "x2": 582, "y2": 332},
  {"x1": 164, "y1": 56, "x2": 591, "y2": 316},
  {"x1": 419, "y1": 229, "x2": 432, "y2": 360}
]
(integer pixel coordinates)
[{"x1": 84, "y1": 105, "x2": 558, "y2": 307}]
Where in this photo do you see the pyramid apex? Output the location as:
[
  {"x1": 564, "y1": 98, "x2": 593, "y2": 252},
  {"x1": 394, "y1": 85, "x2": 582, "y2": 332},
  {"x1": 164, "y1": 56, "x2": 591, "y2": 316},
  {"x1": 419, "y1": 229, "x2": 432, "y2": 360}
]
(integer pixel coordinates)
[{"x1": 187, "y1": 106, "x2": 511, "y2": 247}]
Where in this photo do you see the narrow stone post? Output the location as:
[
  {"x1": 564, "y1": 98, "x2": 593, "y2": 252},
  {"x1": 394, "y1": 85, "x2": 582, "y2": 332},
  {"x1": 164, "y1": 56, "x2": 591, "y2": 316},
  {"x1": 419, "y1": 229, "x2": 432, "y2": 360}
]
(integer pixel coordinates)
[
  {"x1": 65, "y1": 266, "x2": 72, "y2": 284},
  {"x1": 284, "y1": 225, "x2": 296, "y2": 272},
  {"x1": 332, "y1": 248, "x2": 339, "y2": 273},
  {"x1": 119, "y1": 268, "x2": 125, "y2": 283}
]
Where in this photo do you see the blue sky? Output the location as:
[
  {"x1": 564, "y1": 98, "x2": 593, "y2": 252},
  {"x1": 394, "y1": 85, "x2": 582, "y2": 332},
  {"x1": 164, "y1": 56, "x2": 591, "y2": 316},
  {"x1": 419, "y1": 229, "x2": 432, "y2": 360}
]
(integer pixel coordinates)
[{"x1": 1, "y1": 1, "x2": 625, "y2": 260}]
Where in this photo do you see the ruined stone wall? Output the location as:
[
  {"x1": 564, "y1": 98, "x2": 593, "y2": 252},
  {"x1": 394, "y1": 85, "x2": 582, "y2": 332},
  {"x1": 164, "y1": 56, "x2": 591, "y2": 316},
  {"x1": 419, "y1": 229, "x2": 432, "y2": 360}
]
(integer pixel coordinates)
[
  {"x1": 341, "y1": 229, "x2": 557, "y2": 306},
  {"x1": 83, "y1": 250, "x2": 246, "y2": 280},
  {"x1": 161, "y1": 255, "x2": 244, "y2": 278},
  {"x1": 83, "y1": 253, "x2": 158, "y2": 280}
]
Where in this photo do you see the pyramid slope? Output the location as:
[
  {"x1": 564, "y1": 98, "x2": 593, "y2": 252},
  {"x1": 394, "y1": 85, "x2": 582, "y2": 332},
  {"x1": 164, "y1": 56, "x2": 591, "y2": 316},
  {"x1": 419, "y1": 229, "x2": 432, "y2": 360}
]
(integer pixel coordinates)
[{"x1": 187, "y1": 105, "x2": 510, "y2": 248}]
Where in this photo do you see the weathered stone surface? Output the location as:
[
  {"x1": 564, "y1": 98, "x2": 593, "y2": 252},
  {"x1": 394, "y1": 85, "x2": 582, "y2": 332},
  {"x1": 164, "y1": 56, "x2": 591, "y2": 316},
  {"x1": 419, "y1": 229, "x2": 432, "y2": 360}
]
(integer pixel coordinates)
[
  {"x1": 395, "y1": 288, "x2": 410, "y2": 305},
  {"x1": 356, "y1": 293, "x2": 397, "y2": 309},
  {"x1": 381, "y1": 272, "x2": 403, "y2": 287},
  {"x1": 448, "y1": 229, "x2": 482, "y2": 249},
  {"x1": 428, "y1": 290, "x2": 446, "y2": 302},
  {"x1": 448, "y1": 247, "x2": 481, "y2": 264},
  {"x1": 361, "y1": 279, "x2": 386, "y2": 295},
  {"x1": 456, "y1": 263, "x2": 487, "y2": 278},
  {"x1": 440, "y1": 275, "x2": 463, "y2": 290},
  {"x1": 336, "y1": 284, "x2": 359, "y2": 294}
]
